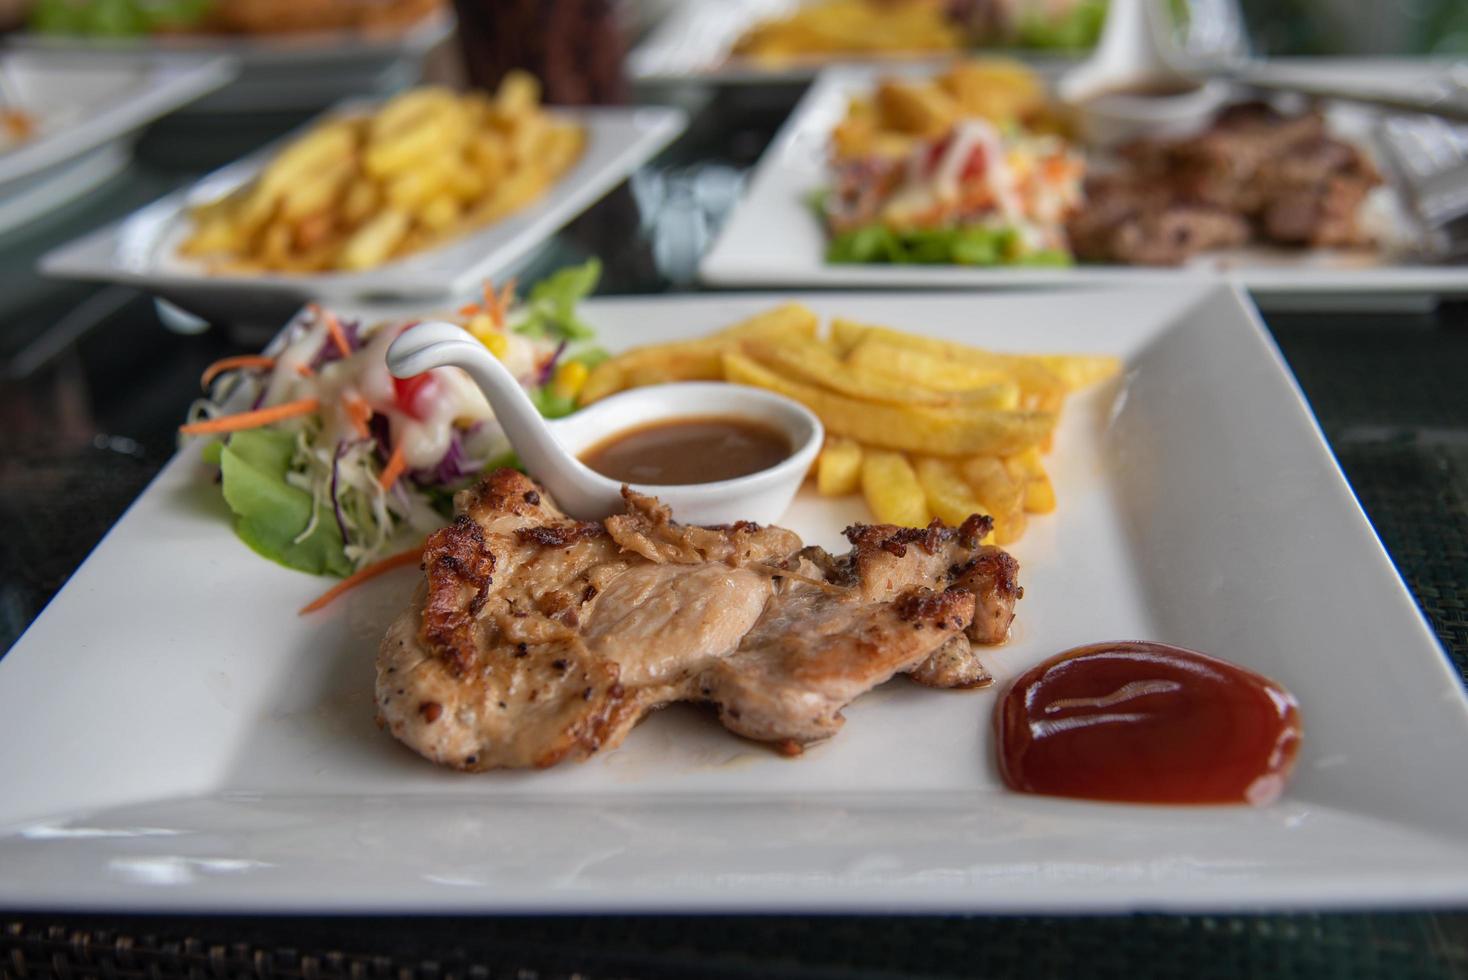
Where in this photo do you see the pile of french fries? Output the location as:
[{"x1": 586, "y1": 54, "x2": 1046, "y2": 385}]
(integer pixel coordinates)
[
  {"x1": 179, "y1": 73, "x2": 584, "y2": 275},
  {"x1": 733, "y1": 0, "x2": 962, "y2": 63},
  {"x1": 577, "y1": 304, "x2": 1120, "y2": 545},
  {"x1": 832, "y1": 59, "x2": 1054, "y2": 161}
]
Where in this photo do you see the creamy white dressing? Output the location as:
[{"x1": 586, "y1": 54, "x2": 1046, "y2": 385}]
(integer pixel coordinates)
[
  {"x1": 390, "y1": 367, "x2": 493, "y2": 471},
  {"x1": 272, "y1": 315, "x2": 503, "y2": 472}
]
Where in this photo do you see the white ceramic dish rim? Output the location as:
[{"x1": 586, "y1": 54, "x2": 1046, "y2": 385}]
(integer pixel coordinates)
[
  {"x1": 5, "y1": 9, "x2": 453, "y2": 63},
  {"x1": 699, "y1": 62, "x2": 1468, "y2": 297},
  {"x1": 3, "y1": 285, "x2": 1467, "y2": 914},
  {"x1": 627, "y1": 0, "x2": 1096, "y2": 85},
  {"x1": 0, "y1": 54, "x2": 235, "y2": 188},
  {"x1": 36, "y1": 104, "x2": 688, "y2": 302}
]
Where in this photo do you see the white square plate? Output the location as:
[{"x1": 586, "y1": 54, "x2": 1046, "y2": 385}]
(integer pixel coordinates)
[
  {"x1": 0, "y1": 53, "x2": 233, "y2": 234},
  {"x1": 38, "y1": 104, "x2": 687, "y2": 323},
  {"x1": 629, "y1": 0, "x2": 975, "y2": 85},
  {"x1": 700, "y1": 64, "x2": 1468, "y2": 307},
  {"x1": 8, "y1": 12, "x2": 455, "y2": 114},
  {"x1": 3, "y1": 284, "x2": 1467, "y2": 913}
]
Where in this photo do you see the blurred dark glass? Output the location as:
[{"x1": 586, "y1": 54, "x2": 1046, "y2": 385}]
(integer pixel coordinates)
[{"x1": 452, "y1": 0, "x2": 628, "y2": 104}]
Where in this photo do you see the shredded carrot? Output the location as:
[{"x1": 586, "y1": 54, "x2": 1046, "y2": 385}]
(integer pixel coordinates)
[
  {"x1": 377, "y1": 440, "x2": 408, "y2": 491},
  {"x1": 323, "y1": 309, "x2": 352, "y2": 358},
  {"x1": 179, "y1": 397, "x2": 320, "y2": 435},
  {"x1": 299, "y1": 545, "x2": 424, "y2": 615},
  {"x1": 458, "y1": 302, "x2": 481, "y2": 317},
  {"x1": 295, "y1": 363, "x2": 316, "y2": 378},
  {"x1": 483, "y1": 276, "x2": 516, "y2": 328},
  {"x1": 342, "y1": 393, "x2": 373, "y2": 439},
  {"x1": 499, "y1": 277, "x2": 517, "y2": 318},
  {"x1": 200, "y1": 355, "x2": 275, "y2": 389}
]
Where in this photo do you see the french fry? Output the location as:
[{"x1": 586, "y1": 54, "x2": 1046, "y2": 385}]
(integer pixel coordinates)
[
  {"x1": 339, "y1": 208, "x2": 410, "y2": 270},
  {"x1": 845, "y1": 340, "x2": 1011, "y2": 392},
  {"x1": 817, "y1": 438, "x2": 863, "y2": 496},
  {"x1": 723, "y1": 351, "x2": 1056, "y2": 457},
  {"x1": 419, "y1": 193, "x2": 461, "y2": 233},
  {"x1": 861, "y1": 450, "x2": 930, "y2": 527},
  {"x1": 874, "y1": 78, "x2": 957, "y2": 137},
  {"x1": 960, "y1": 456, "x2": 1027, "y2": 544},
  {"x1": 384, "y1": 155, "x2": 457, "y2": 210},
  {"x1": 835, "y1": 319, "x2": 1069, "y2": 411},
  {"x1": 960, "y1": 456, "x2": 1024, "y2": 516},
  {"x1": 577, "y1": 304, "x2": 822, "y2": 407},
  {"x1": 991, "y1": 508, "x2": 1028, "y2": 546},
  {"x1": 1023, "y1": 471, "x2": 1056, "y2": 514},
  {"x1": 741, "y1": 335, "x2": 956, "y2": 406},
  {"x1": 493, "y1": 69, "x2": 541, "y2": 121},
  {"x1": 579, "y1": 362, "x2": 627, "y2": 405},
  {"x1": 914, "y1": 456, "x2": 991, "y2": 531},
  {"x1": 1005, "y1": 448, "x2": 1057, "y2": 514},
  {"x1": 939, "y1": 58, "x2": 1047, "y2": 123},
  {"x1": 254, "y1": 119, "x2": 357, "y2": 199},
  {"x1": 277, "y1": 157, "x2": 354, "y2": 222},
  {"x1": 340, "y1": 178, "x2": 381, "y2": 225},
  {"x1": 1034, "y1": 353, "x2": 1124, "y2": 391}
]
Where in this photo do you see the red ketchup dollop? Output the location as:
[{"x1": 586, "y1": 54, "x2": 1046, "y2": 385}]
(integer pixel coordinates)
[{"x1": 996, "y1": 642, "x2": 1302, "y2": 805}]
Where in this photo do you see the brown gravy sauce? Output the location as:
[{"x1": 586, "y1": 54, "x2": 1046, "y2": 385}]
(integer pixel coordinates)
[
  {"x1": 580, "y1": 415, "x2": 791, "y2": 486},
  {"x1": 996, "y1": 642, "x2": 1302, "y2": 805}
]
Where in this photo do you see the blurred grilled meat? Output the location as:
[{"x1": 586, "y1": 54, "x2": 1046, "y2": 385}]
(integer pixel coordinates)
[{"x1": 1068, "y1": 103, "x2": 1382, "y2": 265}]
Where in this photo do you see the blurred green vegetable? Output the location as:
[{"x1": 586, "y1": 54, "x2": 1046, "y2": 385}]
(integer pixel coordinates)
[
  {"x1": 827, "y1": 223, "x2": 1072, "y2": 267},
  {"x1": 29, "y1": 0, "x2": 213, "y2": 36},
  {"x1": 1012, "y1": 0, "x2": 1107, "y2": 49}
]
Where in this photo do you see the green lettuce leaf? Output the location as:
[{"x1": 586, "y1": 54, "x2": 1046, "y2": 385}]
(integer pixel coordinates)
[
  {"x1": 514, "y1": 258, "x2": 602, "y2": 341},
  {"x1": 214, "y1": 429, "x2": 353, "y2": 578},
  {"x1": 1014, "y1": 0, "x2": 1107, "y2": 49},
  {"x1": 826, "y1": 224, "x2": 1070, "y2": 267}
]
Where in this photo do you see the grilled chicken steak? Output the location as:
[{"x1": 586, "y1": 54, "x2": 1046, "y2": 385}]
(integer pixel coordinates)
[{"x1": 377, "y1": 468, "x2": 1021, "y2": 770}]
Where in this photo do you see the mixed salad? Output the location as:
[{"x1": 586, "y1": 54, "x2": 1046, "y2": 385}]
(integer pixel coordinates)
[
  {"x1": 822, "y1": 118, "x2": 1084, "y2": 267},
  {"x1": 182, "y1": 260, "x2": 604, "y2": 580}
]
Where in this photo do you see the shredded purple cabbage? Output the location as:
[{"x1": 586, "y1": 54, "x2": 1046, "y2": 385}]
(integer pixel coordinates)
[
  {"x1": 329, "y1": 440, "x2": 351, "y2": 546},
  {"x1": 537, "y1": 340, "x2": 568, "y2": 386},
  {"x1": 409, "y1": 429, "x2": 475, "y2": 487},
  {"x1": 309, "y1": 314, "x2": 366, "y2": 371}
]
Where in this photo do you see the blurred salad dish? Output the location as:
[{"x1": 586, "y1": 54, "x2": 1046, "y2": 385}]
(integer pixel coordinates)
[
  {"x1": 820, "y1": 59, "x2": 1084, "y2": 266},
  {"x1": 27, "y1": 0, "x2": 442, "y2": 37},
  {"x1": 732, "y1": 0, "x2": 1107, "y2": 63},
  {"x1": 180, "y1": 261, "x2": 604, "y2": 578},
  {"x1": 813, "y1": 59, "x2": 1396, "y2": 269}
]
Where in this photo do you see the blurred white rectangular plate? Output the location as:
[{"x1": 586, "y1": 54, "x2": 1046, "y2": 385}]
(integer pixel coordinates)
[
  {"x1": 7, "y1": 12, "x2": 453, "y2": 113},
  {"x1": 0, "y1": 52, "x2": 233, "y2": 234},
  {"x1": 701, "y1": 64, "x2": 1468, "y2": 308},
  {"x1": 630, "y1": 0, "x2": 974, "y2": 85},
  {"x1": 628, "y1": 0, "x2": 1246, "y2": 85},
  {"x1": 3, "y1": 284, "x2": 1467, "y2": 913},
  {"x1": 39, "y1": 104, "x2": 687, "y2": 322}
]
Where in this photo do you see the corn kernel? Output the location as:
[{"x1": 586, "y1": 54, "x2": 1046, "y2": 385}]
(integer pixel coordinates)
[
  {"x1": 467, "y1": 312, "x2": 494, "y2": 339},
  {"x1": 553, "y1": 360, "x2": 589, "y2": 399},
  {"x1": 477, "y1": 327, "x2": 509, "y2": 359}
]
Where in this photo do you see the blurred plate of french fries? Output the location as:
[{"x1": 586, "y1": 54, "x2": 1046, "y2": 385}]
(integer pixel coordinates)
[{"x1": 39, "y1": 85, "x2": 686, "y2": 323}]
